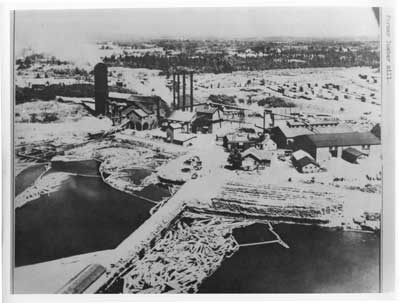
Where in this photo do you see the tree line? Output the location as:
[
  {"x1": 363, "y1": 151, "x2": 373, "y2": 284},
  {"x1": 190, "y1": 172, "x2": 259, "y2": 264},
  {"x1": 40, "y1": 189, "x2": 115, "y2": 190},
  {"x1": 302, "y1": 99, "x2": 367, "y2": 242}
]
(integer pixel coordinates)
[{"x1": 102, "y1": 48, "x2": 379, "y2": 74}]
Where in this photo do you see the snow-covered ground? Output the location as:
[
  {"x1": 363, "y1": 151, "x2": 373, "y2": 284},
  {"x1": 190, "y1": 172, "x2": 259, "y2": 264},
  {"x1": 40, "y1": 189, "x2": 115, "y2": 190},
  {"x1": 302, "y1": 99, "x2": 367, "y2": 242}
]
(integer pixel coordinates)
[
  {"x1": 15, "y1": 116, "x2": 112, "y2": 147},
  {"x1": 107, "y1": 66, "x2": 380, "y2": 132}
]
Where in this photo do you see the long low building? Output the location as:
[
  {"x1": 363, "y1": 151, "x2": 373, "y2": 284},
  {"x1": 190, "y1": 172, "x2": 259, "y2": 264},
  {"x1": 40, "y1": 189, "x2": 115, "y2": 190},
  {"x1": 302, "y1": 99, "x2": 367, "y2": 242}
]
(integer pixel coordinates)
[
  {"x1": 293, "y1": 132, "x2": 381, "y2": 162},
  {"x1": 270, "y1": 124, "x2": 353, "y2": 149}
]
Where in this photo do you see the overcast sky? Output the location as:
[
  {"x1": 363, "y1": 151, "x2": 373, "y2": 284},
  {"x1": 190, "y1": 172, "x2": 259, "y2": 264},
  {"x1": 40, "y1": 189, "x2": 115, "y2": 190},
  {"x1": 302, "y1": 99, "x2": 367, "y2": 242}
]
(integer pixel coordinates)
[{"x1": 15, "y1": 7, "x2": 379, "y2": 59}]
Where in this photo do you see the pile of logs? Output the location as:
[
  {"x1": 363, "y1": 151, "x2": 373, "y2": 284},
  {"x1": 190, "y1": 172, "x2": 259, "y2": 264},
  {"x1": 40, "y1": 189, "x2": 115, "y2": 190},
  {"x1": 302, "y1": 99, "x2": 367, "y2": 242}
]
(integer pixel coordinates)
[{"x1": 122, "y1": 212, "x2": 252, "y2": 294}]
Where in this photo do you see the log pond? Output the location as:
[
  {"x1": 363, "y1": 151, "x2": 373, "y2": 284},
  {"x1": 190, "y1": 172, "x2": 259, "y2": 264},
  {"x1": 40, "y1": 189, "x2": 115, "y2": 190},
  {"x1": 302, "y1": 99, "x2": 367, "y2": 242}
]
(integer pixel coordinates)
[
  {"x1": 198, "y1": 223, "x2": 380, "y2": 293},
  {"x1": 15, "y1": 160, "x2": 170, "y2": 267},
  {"x1": 15, "y1": 161, "x2": 380, "y2": 293}
]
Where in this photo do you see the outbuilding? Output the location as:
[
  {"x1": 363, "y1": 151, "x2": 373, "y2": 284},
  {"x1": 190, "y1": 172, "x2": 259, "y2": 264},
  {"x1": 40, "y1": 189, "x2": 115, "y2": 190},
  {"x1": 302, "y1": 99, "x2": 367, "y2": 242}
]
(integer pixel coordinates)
[
  {"x1": 291, "y1": 149, "x2": 320, "y2": 173},
  {"x1": 295, "y1": 156, "x2": 320, "y2": 173},
  {"x1": 165, "y1": 123, "x2": 184, "y2": 142},
  {"x1": 257, "y1": 135, "x2": 278, "y2": 151},
  {"x1": 241, "y1": 147, "x2": 274, "y2": 171},
  {"x1": 166, "y1": 110, "x2": 197, "y2": 133},
  {"x1": 341, "y1": 147, "x2": 367, "y2": 164}
]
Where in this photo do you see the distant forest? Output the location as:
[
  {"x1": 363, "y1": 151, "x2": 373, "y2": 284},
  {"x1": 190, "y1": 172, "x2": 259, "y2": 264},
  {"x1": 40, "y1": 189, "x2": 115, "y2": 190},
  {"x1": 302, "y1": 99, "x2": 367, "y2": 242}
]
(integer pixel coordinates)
[{"x1": 102, "y1": 42, "x2": 380, "y2": 74}]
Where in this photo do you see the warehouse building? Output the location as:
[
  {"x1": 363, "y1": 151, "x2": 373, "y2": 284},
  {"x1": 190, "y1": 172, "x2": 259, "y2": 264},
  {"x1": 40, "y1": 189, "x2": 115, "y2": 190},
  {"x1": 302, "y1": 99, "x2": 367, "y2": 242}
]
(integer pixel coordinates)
[
  {"x1": 271, "y1": 124, "x2": 354, "y2": 149},
  {"x1": 270, "y1": 125, "x2": 313, "y2": 149},
  {"x1": 293, "y1": 132, "x2": 381, "y2": 162}
]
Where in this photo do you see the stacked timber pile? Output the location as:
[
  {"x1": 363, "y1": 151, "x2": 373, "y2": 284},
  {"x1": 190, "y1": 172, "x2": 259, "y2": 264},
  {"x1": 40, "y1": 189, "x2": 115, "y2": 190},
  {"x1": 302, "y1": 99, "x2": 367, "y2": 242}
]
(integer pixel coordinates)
[{"x1": 209, "y1": 182, "x2": 343, "y2": 225}]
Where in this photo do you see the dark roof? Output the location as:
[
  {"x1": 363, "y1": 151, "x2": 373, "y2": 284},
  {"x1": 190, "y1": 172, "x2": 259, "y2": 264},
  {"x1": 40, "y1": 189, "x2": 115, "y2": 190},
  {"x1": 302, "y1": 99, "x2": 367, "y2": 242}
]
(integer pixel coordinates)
[
  {"x1": 109, "y1": 93, "x2": 161, "y2": 115},
  {"x1": 272, "y1": 125, "x2": 313, "y2": 138},
  {"x1": 342, "y1": 147, "x2": 367, "y2": 158},
  {"x1": 295, "y1": 132, "x2": 380, "y2": 148},
  {"x1": 127, "y1": 95, "x2": 159, "y2": 114},
  {"x1": 297, "y1": 156, "x2": 319, "y2": 168}
]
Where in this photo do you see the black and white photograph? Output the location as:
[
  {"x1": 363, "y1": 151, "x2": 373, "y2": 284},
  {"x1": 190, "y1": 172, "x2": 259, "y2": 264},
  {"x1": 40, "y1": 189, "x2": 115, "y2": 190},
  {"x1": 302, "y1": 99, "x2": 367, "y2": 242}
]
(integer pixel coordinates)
[{"x1": 2, "y1": 3, "x2": 397, "y2": 298}]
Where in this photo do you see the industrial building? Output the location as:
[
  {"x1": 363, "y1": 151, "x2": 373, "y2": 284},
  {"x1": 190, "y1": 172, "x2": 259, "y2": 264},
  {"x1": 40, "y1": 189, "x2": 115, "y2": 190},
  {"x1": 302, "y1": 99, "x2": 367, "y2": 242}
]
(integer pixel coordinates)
[
  {"x1": 165, "y1": 110, "x2": 197, "y2": 133},
  {"x1": 270, "y1": 124, "x2": 354, "y2": 149},
  {"x1": 93, "y1": 62, "x2": 166, "y2": 128},
  {"x1": 170, "y1": 69, "x2": 223, "y2": 134},
  {"x1": 293, "y1": 132, "x2": 381, "y2": 162},
  {"x1": 192, "y1": 104, "x2": 223, "y2": 133},
  {"x1": 270, "y1": 125, "x2": 314, "y2": 149},
  {"x1": 121, "y1": 105, "x2": 157, "y2": 131}
]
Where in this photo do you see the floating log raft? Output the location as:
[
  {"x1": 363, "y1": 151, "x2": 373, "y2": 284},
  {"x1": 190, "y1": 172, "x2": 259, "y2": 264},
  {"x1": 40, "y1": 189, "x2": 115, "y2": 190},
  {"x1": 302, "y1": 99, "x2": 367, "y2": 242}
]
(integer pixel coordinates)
[
  {"x1": 15, "y1": 170, "x2": 71, "y2": 208},
  {"x1": 121, "y1": 213, "x2": 248, "y2": 294}
]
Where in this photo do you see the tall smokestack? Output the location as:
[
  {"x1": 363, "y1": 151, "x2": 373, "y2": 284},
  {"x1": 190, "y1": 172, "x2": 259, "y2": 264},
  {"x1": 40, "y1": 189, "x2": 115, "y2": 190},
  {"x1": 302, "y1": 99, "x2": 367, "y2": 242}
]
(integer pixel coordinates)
[
  {"x1": 190, "y1": 72, "x2": 194, "y2": 112},
  {"x1": 182, "y1": 72, "x2": 186, "y2": 111},
  {"x1": 94, "y1": 63, "x2": 108, "y2": 115},
  {"x1": 177, "y1": 74, "x2": 180, "y2": 110},
  {"x1": 172, "y1": 73, "x2": 176, "y2": 109}
]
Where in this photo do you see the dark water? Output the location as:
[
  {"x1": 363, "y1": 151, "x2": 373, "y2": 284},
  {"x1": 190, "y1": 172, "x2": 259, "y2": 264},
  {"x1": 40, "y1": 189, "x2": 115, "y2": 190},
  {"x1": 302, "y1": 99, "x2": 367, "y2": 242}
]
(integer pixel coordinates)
[
  {"x1": 199, "y1": 223, "x2": 380, "y2": 293},
  {"x1": 14, "y1": 161, "x2": 161, "y2": 267},
  {"x1": 137, "y1": 183, "x2": 171, "y2": 201},
  {"x1": 50, "y1": 159, "x2": 101, "y2": 176}
]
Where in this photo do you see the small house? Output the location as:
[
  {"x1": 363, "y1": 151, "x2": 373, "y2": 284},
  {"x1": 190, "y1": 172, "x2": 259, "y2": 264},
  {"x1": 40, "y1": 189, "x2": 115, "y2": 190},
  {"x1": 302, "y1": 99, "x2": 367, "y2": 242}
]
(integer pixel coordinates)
[
  {"x1": 296, "y1": 157, "x2": 320, "y2": 173},
  {"x1": 241, "y1": 147, "x2": 273, "y2": 171},
  {"x1": 291, "y1": 150, "x2": 320, "y2": 173},
  {"x1": 257, "y1": 136, "x2": 278, "y2": 151}
]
